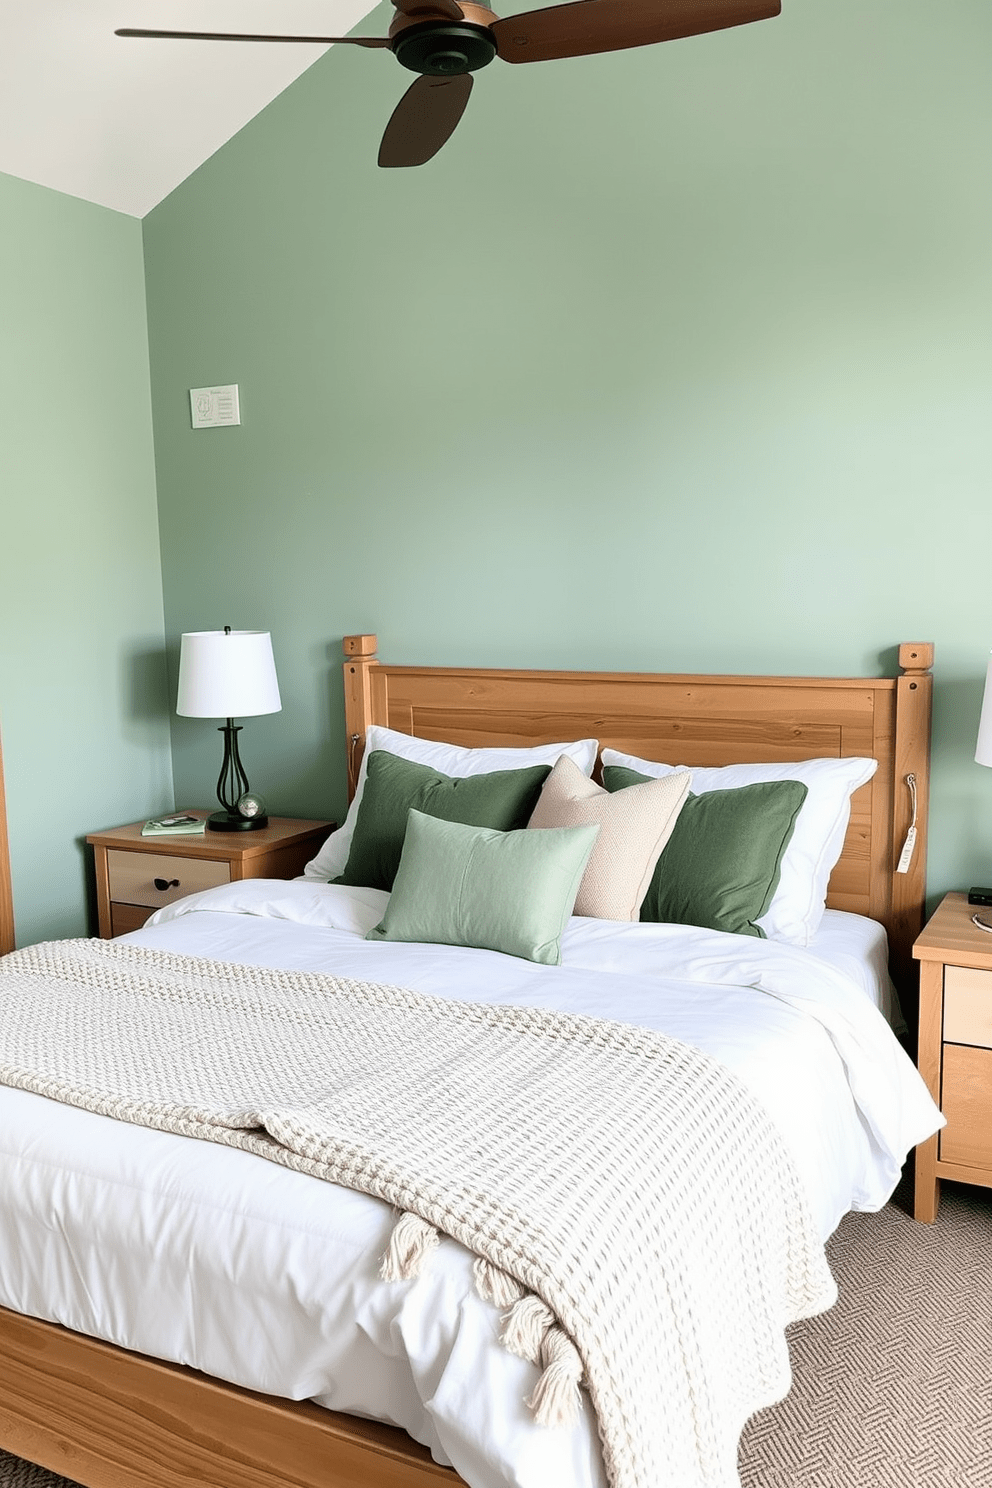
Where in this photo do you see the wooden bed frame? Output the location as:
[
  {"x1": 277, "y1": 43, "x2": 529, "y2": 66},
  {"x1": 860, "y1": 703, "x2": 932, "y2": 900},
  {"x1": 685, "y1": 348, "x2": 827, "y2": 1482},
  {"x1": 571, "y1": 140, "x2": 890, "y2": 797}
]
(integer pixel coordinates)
[{"x1": 0, "y1": 639, "x2": 934, "y2": 1488}]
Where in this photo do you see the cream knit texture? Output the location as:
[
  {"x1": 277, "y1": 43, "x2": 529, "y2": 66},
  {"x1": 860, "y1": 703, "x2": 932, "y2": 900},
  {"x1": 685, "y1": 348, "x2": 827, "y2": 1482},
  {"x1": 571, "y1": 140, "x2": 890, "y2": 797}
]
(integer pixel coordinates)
[
  {"x1": 528, "y1": 755, "x2": 691, "y2": 919},
  {"x1": 0, "y1": 939, "x2": 836, "y2": 1488}
]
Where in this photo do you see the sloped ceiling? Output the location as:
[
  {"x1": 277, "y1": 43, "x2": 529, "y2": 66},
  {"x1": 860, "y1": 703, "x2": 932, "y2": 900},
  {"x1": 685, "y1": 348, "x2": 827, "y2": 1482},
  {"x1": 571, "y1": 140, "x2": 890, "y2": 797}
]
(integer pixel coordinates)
[{"x1": 0, "y1": 1, "x2": 380, "y2": 217}]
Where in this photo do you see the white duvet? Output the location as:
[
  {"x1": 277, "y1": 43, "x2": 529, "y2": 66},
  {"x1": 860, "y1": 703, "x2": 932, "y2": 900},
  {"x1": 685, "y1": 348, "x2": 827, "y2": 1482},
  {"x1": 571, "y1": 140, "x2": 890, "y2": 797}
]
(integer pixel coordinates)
[{"x1": 0, "y1": 884, "x2": 942, "y2": 1488}]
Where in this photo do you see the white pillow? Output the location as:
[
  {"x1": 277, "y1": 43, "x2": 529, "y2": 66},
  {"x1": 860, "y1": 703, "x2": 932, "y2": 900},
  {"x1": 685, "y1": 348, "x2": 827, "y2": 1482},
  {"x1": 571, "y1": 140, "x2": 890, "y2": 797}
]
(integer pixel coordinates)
[
  {"x1": 304, "y1": 726, "x2": 600, "y2": 882},
  {"x1": 600, "y1": 749, "x2": 878, "y2": 946}
]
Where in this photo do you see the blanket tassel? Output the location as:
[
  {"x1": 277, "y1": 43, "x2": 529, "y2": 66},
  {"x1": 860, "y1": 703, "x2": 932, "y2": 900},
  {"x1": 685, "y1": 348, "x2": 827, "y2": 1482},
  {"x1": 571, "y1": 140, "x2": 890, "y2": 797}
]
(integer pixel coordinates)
[
  {"x1": 501, "y1": 1293, "x2": 585, "y2": 1428},
  {"x1": 527, "y1": 1325, "x2": 584, "y2": 1428},
  {"x1": 383, "y1": 1226, "x2": 583, "y2": 1429},
  {"x1": 473, "y1": 1257, "x2": 526, "y2": 1308},
  {"x1": 379, "y1": 1212, "x2": 440, "y2": 1282},
  {"x1": 500, "y1": 1292, "x2": 556, "y2": 1363}
]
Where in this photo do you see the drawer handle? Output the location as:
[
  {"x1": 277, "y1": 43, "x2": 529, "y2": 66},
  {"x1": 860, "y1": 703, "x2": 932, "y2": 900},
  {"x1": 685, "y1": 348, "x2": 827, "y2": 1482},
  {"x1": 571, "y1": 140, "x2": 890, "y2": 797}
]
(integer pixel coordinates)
[{"x1": 153, "y1": 877, "x2": 180, "y2": 891}]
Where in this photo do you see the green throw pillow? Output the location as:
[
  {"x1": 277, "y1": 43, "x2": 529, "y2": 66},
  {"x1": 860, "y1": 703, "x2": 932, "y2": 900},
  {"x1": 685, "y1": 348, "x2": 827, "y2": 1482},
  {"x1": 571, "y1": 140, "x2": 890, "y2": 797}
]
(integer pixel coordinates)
[
  {"x1": 337, "y1": 750, "x2": 553, "y2": 892},
  {"x1": 367, "y1": 809, "x2": 600, "y2": 964},
  {"x1": 602, "y1": 766, "x2": 807, "y2": 938}
]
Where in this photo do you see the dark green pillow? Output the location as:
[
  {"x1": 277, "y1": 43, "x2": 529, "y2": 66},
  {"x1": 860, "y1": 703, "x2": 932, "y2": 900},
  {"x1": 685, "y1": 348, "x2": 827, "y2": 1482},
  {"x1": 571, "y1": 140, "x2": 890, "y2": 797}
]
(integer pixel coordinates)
[
  {"x1": 601, "y1": 766, "x2": 807, "y2": 938},
  {"x1": 336, "y1": 750, "x2": 552, "y2": 891}
]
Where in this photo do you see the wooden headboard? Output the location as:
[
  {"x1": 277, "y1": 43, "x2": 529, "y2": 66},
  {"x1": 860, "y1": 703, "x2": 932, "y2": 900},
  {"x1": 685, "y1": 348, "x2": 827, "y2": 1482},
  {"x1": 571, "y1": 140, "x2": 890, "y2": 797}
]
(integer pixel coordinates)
[
  {"x1": 342, "y1": 637, "x2": 933, "y2": 992},
  {"x1": 0, "y1": 724, "x2": 14, "y2": 955}
]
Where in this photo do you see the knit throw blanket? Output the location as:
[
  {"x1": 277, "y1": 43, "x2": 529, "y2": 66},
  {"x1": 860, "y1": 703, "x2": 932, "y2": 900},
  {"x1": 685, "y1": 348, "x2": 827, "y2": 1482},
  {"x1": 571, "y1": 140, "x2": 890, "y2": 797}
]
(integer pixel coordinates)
[{"x1": 0, "y1": 939, "x2": 836, "y2": 1488}]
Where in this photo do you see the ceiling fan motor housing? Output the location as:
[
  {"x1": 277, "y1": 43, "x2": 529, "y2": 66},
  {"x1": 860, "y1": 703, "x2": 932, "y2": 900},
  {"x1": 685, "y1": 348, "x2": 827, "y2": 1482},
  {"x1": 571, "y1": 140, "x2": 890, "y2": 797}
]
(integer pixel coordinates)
[{"x1": 392, "y1": 22, "x2": 497, "y2": 76}]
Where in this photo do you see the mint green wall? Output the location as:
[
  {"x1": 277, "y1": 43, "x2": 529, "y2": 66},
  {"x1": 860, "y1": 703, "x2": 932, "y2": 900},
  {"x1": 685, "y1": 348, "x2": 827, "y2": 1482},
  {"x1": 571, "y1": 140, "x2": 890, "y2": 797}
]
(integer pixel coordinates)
[
  {"x1": 0, "y1": 171, "x2": 173, "y2": 945},
  {"x1": 143, "y1": 0, "x2": 992, "y2": 904}
]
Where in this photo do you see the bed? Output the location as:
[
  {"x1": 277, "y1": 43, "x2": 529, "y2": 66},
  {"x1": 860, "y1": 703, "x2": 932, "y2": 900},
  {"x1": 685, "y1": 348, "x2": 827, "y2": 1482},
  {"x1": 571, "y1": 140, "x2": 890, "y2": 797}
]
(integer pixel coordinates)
[{"x1": 0, "y1": 638, "x2": 939, "y2": 1488}]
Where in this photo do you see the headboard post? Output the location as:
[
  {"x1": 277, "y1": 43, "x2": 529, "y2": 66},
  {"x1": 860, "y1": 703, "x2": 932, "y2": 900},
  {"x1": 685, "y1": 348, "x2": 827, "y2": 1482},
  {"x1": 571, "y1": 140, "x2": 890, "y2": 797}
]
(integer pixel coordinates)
[
  {"x1": 342, "y1": 635, "x2": 379, "y2": 801},
  {"x1": 888, "y1": 642, "x2": 934, "y2": 998}
]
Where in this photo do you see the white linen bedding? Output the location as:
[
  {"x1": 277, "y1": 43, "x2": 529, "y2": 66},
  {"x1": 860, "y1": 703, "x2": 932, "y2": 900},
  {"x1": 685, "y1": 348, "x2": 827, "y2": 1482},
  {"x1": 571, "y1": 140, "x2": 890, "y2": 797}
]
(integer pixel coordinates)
[{"x1": 0, "y1": 883, "x2": 941, "y2": 1488}]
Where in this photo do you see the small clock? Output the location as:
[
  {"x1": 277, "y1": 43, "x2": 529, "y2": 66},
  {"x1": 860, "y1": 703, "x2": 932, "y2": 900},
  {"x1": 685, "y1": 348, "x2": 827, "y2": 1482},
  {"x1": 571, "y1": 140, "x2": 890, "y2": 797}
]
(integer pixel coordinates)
[{"x1": 237, "y1": 792, "x2": 267, "y2": 821}]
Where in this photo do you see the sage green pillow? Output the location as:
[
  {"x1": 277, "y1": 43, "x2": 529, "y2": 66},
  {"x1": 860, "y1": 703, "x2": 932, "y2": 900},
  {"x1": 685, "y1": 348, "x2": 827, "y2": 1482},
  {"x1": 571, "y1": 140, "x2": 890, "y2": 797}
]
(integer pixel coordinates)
[
  {"x1": 602, "y1": 767, "x2": 807, "y2": 938},
  {"x1": 336, "y1": 750, "x2": 552, "y2": 891},
  {"x1": 367, "y1": 809, "x2": 600, "y2": 965}
]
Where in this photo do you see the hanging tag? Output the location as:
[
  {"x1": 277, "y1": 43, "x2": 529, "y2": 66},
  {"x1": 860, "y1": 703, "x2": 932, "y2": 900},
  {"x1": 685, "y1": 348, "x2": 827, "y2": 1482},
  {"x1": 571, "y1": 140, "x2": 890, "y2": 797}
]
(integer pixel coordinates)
[
  {"x1": 896, "y1": 825, "x2": 916, "y2": 875},
  {"x1": 895, "y1": 773, "x2": 918, "y2": 875}
]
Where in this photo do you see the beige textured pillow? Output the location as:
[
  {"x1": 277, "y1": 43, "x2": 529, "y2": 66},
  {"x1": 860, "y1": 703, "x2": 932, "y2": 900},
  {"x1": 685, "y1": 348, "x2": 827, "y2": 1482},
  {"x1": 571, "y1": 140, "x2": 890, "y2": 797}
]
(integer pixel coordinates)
[{"x1": 527, "y1": 756, "x2": 691, "y2": 921}]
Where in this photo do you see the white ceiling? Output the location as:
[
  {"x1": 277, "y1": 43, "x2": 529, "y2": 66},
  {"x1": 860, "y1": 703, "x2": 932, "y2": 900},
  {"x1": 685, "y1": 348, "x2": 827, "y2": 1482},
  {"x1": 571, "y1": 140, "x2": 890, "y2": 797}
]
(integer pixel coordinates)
[{"x1": 0, "y1": 2, "x2": 381, "y2": 217}]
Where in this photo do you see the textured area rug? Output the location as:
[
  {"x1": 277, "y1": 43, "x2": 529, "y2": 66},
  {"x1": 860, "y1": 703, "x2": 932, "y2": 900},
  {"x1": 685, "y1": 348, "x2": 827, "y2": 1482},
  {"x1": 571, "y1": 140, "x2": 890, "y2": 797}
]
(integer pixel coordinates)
[
  {"x1": 1, "y1": 1181, "x2": 989, "y2": 1488},
  {"x1": 0, "y1": 1462, "x2": 82, "y2": 1488},
  {"x1": 739, "y1": 1179, "x2": 992, "y2": 1487}
]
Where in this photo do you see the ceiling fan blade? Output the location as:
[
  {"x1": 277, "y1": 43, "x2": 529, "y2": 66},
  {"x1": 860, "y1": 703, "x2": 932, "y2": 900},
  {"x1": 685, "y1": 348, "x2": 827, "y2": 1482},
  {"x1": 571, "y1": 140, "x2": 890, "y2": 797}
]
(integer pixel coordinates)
[
  {"x1": 114, "y1": 28, "x2": 390, "y2": 48},
  {"x1": 378, "y1": 73, "x2": 473, "y2": 167},
  {"x1": 491, "y1": 0, "x2": 780, "y2": 65},
  {"x1": 391, "y1": 0, "x2": 466, "y2": 20}
]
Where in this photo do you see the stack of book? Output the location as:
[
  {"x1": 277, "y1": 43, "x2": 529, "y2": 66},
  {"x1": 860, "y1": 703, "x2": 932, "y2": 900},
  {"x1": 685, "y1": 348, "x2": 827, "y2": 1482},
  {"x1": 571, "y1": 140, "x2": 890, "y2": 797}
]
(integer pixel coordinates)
[{"x1": 140, "y1": 815, "x2": 207, "y2": 838}]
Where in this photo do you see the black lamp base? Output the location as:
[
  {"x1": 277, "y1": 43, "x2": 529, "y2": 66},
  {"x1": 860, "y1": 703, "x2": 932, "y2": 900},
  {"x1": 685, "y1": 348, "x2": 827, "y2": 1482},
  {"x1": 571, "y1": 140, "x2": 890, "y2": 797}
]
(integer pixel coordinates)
[{"x1": 207, "y1": 811, "x2": 269, "y2": 832}]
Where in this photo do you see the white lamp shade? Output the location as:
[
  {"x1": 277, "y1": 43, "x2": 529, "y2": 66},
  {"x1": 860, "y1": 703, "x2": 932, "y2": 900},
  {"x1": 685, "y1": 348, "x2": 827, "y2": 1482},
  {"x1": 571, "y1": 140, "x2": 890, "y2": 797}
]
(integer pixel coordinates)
[
  {"x1": 177, "y1": 630, "x2": 282, "y2": 719},
  {"x1": 977, "y1": 654, "x2": 992, "y2": 767}
]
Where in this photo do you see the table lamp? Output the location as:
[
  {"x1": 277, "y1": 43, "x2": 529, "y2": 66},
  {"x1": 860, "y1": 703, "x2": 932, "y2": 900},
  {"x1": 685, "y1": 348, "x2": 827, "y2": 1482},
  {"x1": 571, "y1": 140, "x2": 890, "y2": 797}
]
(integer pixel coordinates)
[
  {"x1": 968, "y1": 651, "x2": 992, "y2": 925},
  {"x1": 977, "y1": 652, "x2": 992, "y2": 771},
  {"x1": 177, "y1": 627, "x2": 281, "y2": 831}
]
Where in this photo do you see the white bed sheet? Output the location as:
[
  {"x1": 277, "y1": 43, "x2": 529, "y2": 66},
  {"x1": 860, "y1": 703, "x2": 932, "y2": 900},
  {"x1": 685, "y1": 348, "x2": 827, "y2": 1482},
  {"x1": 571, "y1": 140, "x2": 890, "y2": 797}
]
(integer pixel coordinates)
[{"x1": 0, "y1": 885, "x2": 940, "y2": 1488}]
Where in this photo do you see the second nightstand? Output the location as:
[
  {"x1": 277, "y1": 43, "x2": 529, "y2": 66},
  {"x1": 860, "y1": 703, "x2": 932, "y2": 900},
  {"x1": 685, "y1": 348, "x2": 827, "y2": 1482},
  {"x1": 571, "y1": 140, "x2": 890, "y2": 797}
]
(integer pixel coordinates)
[
  {"x1": 914, "y1": 891, "x2": 992, "y2": 1222},
  {"x1": 87, "y1": 814, "x2": 335, "y2": 939}
]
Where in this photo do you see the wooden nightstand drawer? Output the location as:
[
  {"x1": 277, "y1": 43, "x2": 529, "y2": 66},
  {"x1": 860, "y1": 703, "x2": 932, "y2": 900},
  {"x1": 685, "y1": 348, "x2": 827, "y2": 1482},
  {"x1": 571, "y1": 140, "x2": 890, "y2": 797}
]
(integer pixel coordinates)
[
  {"x1": 107, "y1": 849, "x2": 230, "y2": 909},
  {"x1": 943, "y1": 964, "x2": 992, "y2": 1047},
  {"x1": 110, "y1": 903, "x2": 160, "y2": 937},
  {"x1": 940, "y1": 1042, "x2": 992, "y2": 1167}
]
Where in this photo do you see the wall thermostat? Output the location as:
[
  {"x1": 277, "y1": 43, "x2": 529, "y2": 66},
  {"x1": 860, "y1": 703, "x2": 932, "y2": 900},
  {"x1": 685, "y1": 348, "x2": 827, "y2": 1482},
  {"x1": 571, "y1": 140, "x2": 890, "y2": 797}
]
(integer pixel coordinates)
[{"x1": 190, "y1": 384, "x2": 240, "y2": 429}]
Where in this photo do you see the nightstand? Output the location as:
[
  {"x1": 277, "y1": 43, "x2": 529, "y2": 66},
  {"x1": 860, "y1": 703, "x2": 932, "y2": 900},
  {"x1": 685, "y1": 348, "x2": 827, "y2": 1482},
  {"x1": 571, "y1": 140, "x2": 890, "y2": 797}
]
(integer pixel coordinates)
[
  {"x1": 87, "y1": 813, "x2": 335, "y2": 939},
  {"x1": 914, "y1": 891, "x2": 992, "y2": 1222}
]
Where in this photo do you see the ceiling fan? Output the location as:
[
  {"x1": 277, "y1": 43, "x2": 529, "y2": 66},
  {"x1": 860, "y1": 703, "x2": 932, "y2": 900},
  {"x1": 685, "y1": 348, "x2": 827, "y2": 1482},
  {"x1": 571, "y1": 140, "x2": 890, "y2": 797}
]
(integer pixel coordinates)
[{"x1": 116, "y1": 0, "x2": 781, "y2": 169}]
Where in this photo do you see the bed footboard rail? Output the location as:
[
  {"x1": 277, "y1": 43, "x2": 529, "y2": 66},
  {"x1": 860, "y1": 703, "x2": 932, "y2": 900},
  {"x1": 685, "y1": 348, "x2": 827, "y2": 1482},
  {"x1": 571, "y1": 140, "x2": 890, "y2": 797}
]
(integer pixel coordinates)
[{"x1": 0, "y1": 1305, "x2": 460, "y2": 1488}]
